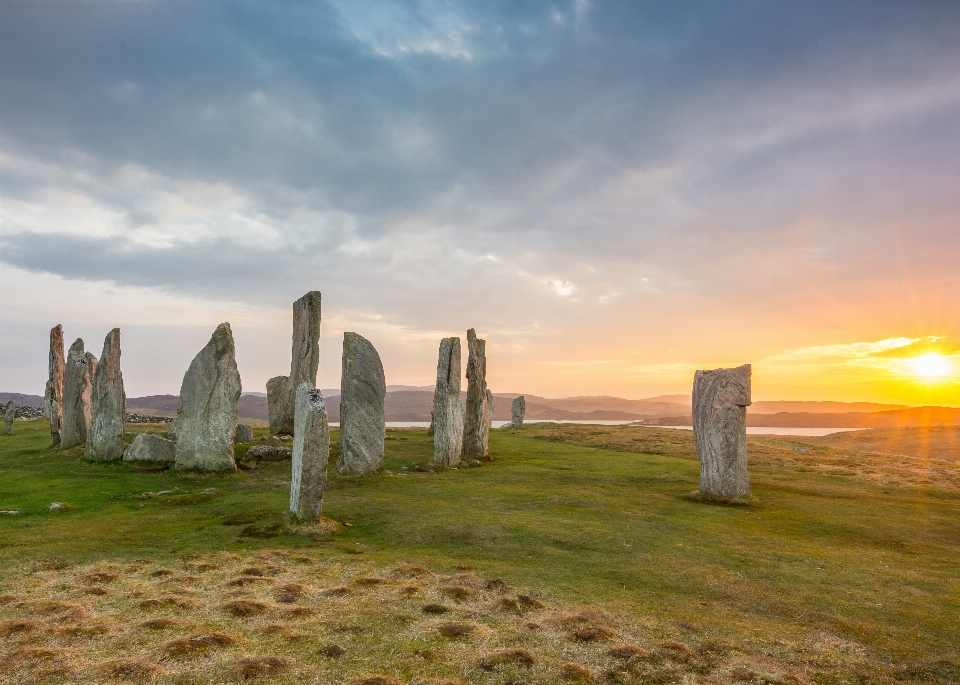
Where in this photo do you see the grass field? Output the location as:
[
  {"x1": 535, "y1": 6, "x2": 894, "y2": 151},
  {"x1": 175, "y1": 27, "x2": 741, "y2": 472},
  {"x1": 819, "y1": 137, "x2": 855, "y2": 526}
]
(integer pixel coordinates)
[{"x1": 0, "y1": 420, "x2": 957, "y2": 684}]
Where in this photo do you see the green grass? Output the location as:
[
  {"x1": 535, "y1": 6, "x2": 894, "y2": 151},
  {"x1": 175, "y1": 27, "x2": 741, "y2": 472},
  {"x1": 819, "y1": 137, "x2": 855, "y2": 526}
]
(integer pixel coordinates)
[{"x1": 1, "y1": 420, "x2": 958, "y2": 684}]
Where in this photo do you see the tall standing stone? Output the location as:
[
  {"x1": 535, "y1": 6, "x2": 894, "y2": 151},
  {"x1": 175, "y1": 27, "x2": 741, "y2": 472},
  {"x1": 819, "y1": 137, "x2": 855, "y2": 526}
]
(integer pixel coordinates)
[
  {"x1": 267, "y1": 291, "x2": 322, "y2": 435},
  {"x1": 337, "y1": 332, "x2": 385, "y2": 475},
  {"x1": 431, "y1": 337, "x2": 463, "y2": 467},
  {"x1": 4, "y1": 401, "x2": 14, "y2": 434},
  {"x1": 290, "y1": 382, "x2": 329, "y2": 521},
  {"x1": 511, "y1": 396, "x2": 525, "y2": 428},
  {"x1": 173, "y1": 323, "x2": 242, "y2": 472},
  {"x1": 462, "y1": 328, "x2": 489, "y2": 460},
  {"x1": 692, "y1": 364, "x2": 752, "y2": 500},
  {"x1": 44, "y1": 325, "x2": 65, "y2": 447},
  {"x1": 61, "y1": 339, "x2": 97, "y2": 449},
  {"x1": 85, "y1": 329, "x2": 126, "y2": 462}
]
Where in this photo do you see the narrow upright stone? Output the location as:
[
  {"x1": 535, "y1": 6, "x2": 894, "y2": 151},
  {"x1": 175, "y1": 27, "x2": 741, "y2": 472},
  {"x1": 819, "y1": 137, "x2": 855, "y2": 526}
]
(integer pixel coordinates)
[
  {"x1": 234, "y1": 423, "x2": 254, "y2": 443},
  {"x1": 692, "y1": 364, "x2": 752, "y2": 499},
  {"x1": 486, "y1": 389, "x2": 495, "y2": 430},
  {"x1": 173, "y1": 323, "x2": 242, "y2": 472},
  {"x1": 462, "y1": 328, "x2": 489, "y2": 460},
  {"x1": 267, "y1": 291, "x2": 322, "y2": 435},
  {"x1": 4, "y1": 401, "x2": 14, "y2": 434},
  {"x1": 85, "y1": 329, "x2": 126, "y2": 461},
  {"x1": 44, "y1": 325, "x2": 65, "y2": 446},
  {"x1": 290, "y1": 382, "x2": 330, "y2": 521},
  {"x1": 431, "y1": 337, "x2": 463, "y2": 467},
  {"x1": 511, "y1": 396, "x2": 525, "y2": 428},
  {"x1": 61, "y1": 339, "x2": 97, "y2": 449},
  {"x1": 337, "y1": 332, "x2": 385, "y2": 475}
]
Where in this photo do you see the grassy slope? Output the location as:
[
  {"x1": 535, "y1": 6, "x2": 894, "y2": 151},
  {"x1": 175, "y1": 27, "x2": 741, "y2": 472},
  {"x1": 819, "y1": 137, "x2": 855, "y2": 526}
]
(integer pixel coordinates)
[{"x1": 0, "y1": 421, "x2": 958, "y2": 684}]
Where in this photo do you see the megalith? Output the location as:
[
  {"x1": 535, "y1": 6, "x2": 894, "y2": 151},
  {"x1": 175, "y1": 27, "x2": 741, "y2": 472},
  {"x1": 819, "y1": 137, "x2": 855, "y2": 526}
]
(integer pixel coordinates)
[
  {"x1": 4, "y1": 401, "x2": 14, "y2": 434},
  {"x1": 290, "y1": 382, "x2": 330, "y2": 521},
  {"x1": 486, "y1": 389, "x2": 495, "y2": 431},
  {"x1": 234, "y1": 423, "x2": 253, "y2": 443},
  {"x1": 692, "y1": 364, "x2": 752, "y2": 499},
  {"x1": 462, "y1": 328, "x2": 489, "y2": 460},
  {"x1": 431, "y1": 337, "x2": 463, "y2": 467},
  {"x1": 173, "y1": 323, "x2": 242, "y2": 472},
  {"x1": 267, "y1": 291, "x2": 322, "y2": 435},
  {"x1": 85, "y1": 329, "x2": 126, "y2": 461},
  {"x1": 61, "y1": 339, "x2": 97, "y2": 449},
  {"x1": 337, "y1": 332, "x2": 385, "y2": 475},
  {"x1": 511, "y1": 396, "x2": 525, "y2": 428},
  {"x1": 124, "y1": 434, "x2": 176, "y2": 464},
  {"x1": 44, "y1": 325, "x2": 65, "y2": 447}
]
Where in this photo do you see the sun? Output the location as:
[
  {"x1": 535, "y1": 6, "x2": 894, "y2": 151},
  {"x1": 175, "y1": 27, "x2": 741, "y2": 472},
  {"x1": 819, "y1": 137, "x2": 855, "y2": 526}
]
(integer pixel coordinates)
[{"x1": 908, "y1": 353, "x2": 953, "y2": 381}]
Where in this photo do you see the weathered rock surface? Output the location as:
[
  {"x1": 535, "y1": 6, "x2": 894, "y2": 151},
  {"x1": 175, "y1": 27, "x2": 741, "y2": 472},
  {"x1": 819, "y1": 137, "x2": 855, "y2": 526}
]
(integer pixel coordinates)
[
  {"x1": 4, "y1": 401, "x2": 14, "y2": 434},
  {"x1": 462, "y1": 329, "x2": 489, "y2": 460},
  {"x1": 44, "y1": 325, "x2": 65, "y2": 447},
  {"x1": 486, "y1": 389, "x2": 495, "y2": 431},
  {"x1": 290, "y1": 382, "x2": 330, "y2": 521},
  {"x1": 85, "y1": 329, "x2": 126, "y2": 462},
  {"x1": 431, "y1": 337, "x2": 463, "y2": 467},
  {"x1": 173, "y1": 323, "x2": 242, "y2": 472},
  {"x1": 61, "y1": 339, "x2": 97, "y2": 449},
  {"x1": 693, "y1": 364, "x2": 752, "y2": 499},
  {"x1": 238, "y1": 444, "x2": 293, "y2": 467},
  {"x1": 511, "y1": 396, "x2": 525, "y2": 428},
  {"x1": 123, "y1": 433, "x2": 176, "y2": 464},
  {"x1": 338, "y1": 332, "x2": 385, "y2": 475},
  {"x1": 267, "y1": 291, "x2": 322, "y2": 435},
  {"x1": 234, "y1": 423, "x2": 254, "y2": 443}
]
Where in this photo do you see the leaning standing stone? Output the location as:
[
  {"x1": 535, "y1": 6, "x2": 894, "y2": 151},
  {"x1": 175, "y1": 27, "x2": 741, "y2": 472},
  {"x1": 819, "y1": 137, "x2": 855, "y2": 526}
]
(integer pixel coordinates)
[
  {"x1": 61, "y1": 339, "x2": 97, "y2": 449},
  {"x1": 44, "y1": 325, "x2": 65, "y2": 446},
  {"x1": 85, "y1": 329, "x2": 126, "y2": 461},
  {"x1": 462, "y1": 328, "x2": 489, "y2": 460},
  {"x1": 234, "y1": 423, "x2": 254, "y2": 443},
  {"x1": 511, "y1": 396, "x2": 525, "y2": 428},
  {"x1": 692, "y1": 364, "x2": 752, "y2": 500},
  {"x1": 4, "y1": 401, "x2": 14, "y2": 434},
  {"x1": 173, "y1": 323, "x2": 242, "y2": 472},
  {"x1": 431, "y1": 337, "x2": 463, "y2": 467},
  {"x1": 290, "y1": 382, "x2": 329, "y2": 521},
  {"x1": 337, "y1": 332, "x2": 385, "y2": 475},
  {"x1": 267, "y1": 291, "x2": 322, "y2": 435}
]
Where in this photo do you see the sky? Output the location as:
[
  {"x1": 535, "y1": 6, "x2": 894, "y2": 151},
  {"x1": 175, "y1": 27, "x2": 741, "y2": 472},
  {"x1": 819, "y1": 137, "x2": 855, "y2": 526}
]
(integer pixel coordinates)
[{"x1": 1, "y1": 0, "x2": 959, "y2": 404}]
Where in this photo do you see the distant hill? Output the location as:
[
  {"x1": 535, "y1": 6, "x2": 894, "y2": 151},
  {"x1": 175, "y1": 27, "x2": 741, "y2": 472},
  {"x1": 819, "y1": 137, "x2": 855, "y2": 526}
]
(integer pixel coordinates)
[{"x1": 0, "y1": 393, "x2": 43, "y2": 408}]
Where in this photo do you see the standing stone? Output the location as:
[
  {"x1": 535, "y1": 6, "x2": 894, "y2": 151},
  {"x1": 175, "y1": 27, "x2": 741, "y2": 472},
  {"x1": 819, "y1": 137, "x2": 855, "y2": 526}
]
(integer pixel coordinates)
[
  {"x1": 234, "y1": 423, "x2": 254, "y2": 443},
  {"x1": 173, "y1": 323, "x2": 242, "y2": 472},
  {"x1": 290, "y1": 382, "x2": 330, "y2": 521},
  {"x1": 4, "y1": 401, "x2": 14, "y2": 434},
  {"x1": 337, "y1": 332, "x2": 385, "y2": 475},
  {"x1": 44, "y1": 325, "x2": 65, "y2": 446},
  {"x1": 85, "y1": 329, "x2": 126, "y2": 461},
  {"x1": 123, "y1": 433, "x2": 176, "y2": 464},
  {"x1": 462, "y1": 328, "x2": 489, "y2": 460},
  {"x1": 267, "y1": 291, "x2": 322, "y2": 435},
  {"x1": 431, "y1": 337, "x2": 463, "y2": 467},
  {"x1": 692, "y1": 364, "x2": 752, "y2": 500},
  {"x1": 511, "y1": 396, "x2": 525, "y2": 428},
  {"x1": 61, "y1": 339, "x2": 97, "y2": 449},
  {"x1": 486, "y1": 389, "x2": 495, "y2": 431}
]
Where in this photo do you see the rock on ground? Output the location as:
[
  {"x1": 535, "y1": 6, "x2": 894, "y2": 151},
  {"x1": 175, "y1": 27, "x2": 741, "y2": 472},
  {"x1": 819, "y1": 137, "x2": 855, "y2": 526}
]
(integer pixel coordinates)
[
  {"x1": 462, "y1": 328, "x2": 489, "y2": 460},
  {"x1": 290, "y1": 382, "x2": 330, "y2": 521},
  {"x1": 173, "y1": 323, "x2": 242, "y2": 472},
  {"x1": 123, "y1": 434, "x2": 176, "y2": 464},
  {"x1": 4, "y1": 401, "x2": 14, "y2": 434},
  {"x1": 511, "y1": 396, "x2": 525, "y2": 428},
  {"x1": 234, "y1": 423, "x2": 254, "y2": 443},
  {"x1": 237, "y1": 444, "x2": 293, "y2": 468},
  {"x1": 338, "y1": 332, "x2": 385, "y2": 475},
  {"x1": 44, "y1": 324, "x2": 65, "y2": 447},
  {"x1": 61, "y1": 339, "x2": 97, "y2": 449},
  {"x1": 693, "y1": 364, "x2": 752, "y2": 499},
  {"x1": 431, "y1": 337, "x2": 463, "y2": 467},
  {"x1": 85, "y1": 329, "x2": 126, "y2": 462},
  {"x1": 267, "y1": 291, "x2": 322, "y2": 435}
]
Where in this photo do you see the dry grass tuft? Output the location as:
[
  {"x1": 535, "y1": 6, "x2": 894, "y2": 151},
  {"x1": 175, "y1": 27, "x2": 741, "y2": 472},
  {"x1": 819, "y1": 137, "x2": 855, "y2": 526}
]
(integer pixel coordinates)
[
  {"x1": 103, "y1": 657, "x2": 164, "y2": 680},
  {"x1": 560, "y1": 661, "x2": 594, "y2": 680},
  {"x1": 276, "y1": 583, "x2": 303, "y2": 603},
  {"x1": 140, "y1": 617, "x2": 189, "y2": 630},
  {"x1": 163, "y1": 632, "x2": 235, "y2": 658},
  {"x1": 2, "y1": 646, "x2": 76, "y2": 666},
  {"x1": 400, "y1": 585, "x2": 420, "y2": 596},
  {"x1": 222, "y1": 599, "x2": 268, "y2": 617},
  {"x1": 226, "y1": 575, "x2": 272, "y2": 587},
  {"x1": 392, "y1": 564, "x2": 433, "y2": 578},
  {"x1": 355, "y1": 675, "x2": 400, "y2": 685},
  {"x1": 261, "y1": 623, "x2": 304, "y2": 641},
  {"x1": 319, "y1": 643, "x2": 346, "y2": 658},
  {"x1": 484, "y1": 578, "x2": 510, "y2": 592},
  {"x1": 231, "y1": 655, "x2": 291, "y2": 680},
  {"x1": 479, "y1": 647, "x2": 535, "y2": 670},
  {"x1": 437, "y1": 622, "x2": 475, "y2": 638},
  {"x1": 658, "y1": 641, "x2": 691, "y2": 655},
  {"x1": 0, "y1": 619, "x2": 37, "y2": 636},
  {"x1": 81, "y1": 571, "x2": 121, "y2": 584},
  {"x1": 240, "y1": 567, "x2": 265, "y2": 577},
  {"x1": 320, "y1": 585, "x2": 353, "y2": 596},
  {"x1": 554, "y1": 610, "x2": 616, "y2": 641},
  {"x1": 608, "y1": 645, "x2": 645, "y2": 660},
  {"x1": 0, "y1": 594, "x2": 18, "y2": 605},
  {"x1": 422, "y1": 603, "x2": 450, "y2": 614},
  {"x1": 282, "y1": 605, "x2": 315, "y2": 618},
  {"x1": 441, "y1": 585, "x2": 478, "y2": 601},
  {"x1": 517, "y1": 594, "x2": 545, "y2": 608},
  {"x1": 138, "y1": 595, "x2": 195, "y2": 610},
  {"x1": 82, "y1": 586, "x2": 109, "y2": 596},
  {"x1": 355, "y1": 577, "x2": 388, "y2": 586},
  {"x1": 149, "y1": 569, "x2": 173, "y2": 577}
]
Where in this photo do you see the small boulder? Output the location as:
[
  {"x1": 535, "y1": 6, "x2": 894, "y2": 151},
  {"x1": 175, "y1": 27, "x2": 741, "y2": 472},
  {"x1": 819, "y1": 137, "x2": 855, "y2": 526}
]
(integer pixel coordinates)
[
  {"x1": 234, "y1": 424, "x2": 253, "y2": 443},
  {"x1": 124, "y1": 434, "x2": 176, "y2": 464}
]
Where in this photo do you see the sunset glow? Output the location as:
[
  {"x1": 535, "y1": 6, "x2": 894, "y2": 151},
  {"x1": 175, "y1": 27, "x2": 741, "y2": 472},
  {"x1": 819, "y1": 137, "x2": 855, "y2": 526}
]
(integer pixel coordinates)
[{"x1": 907, "y1": 353, "x2": 954, "y2": 382}]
